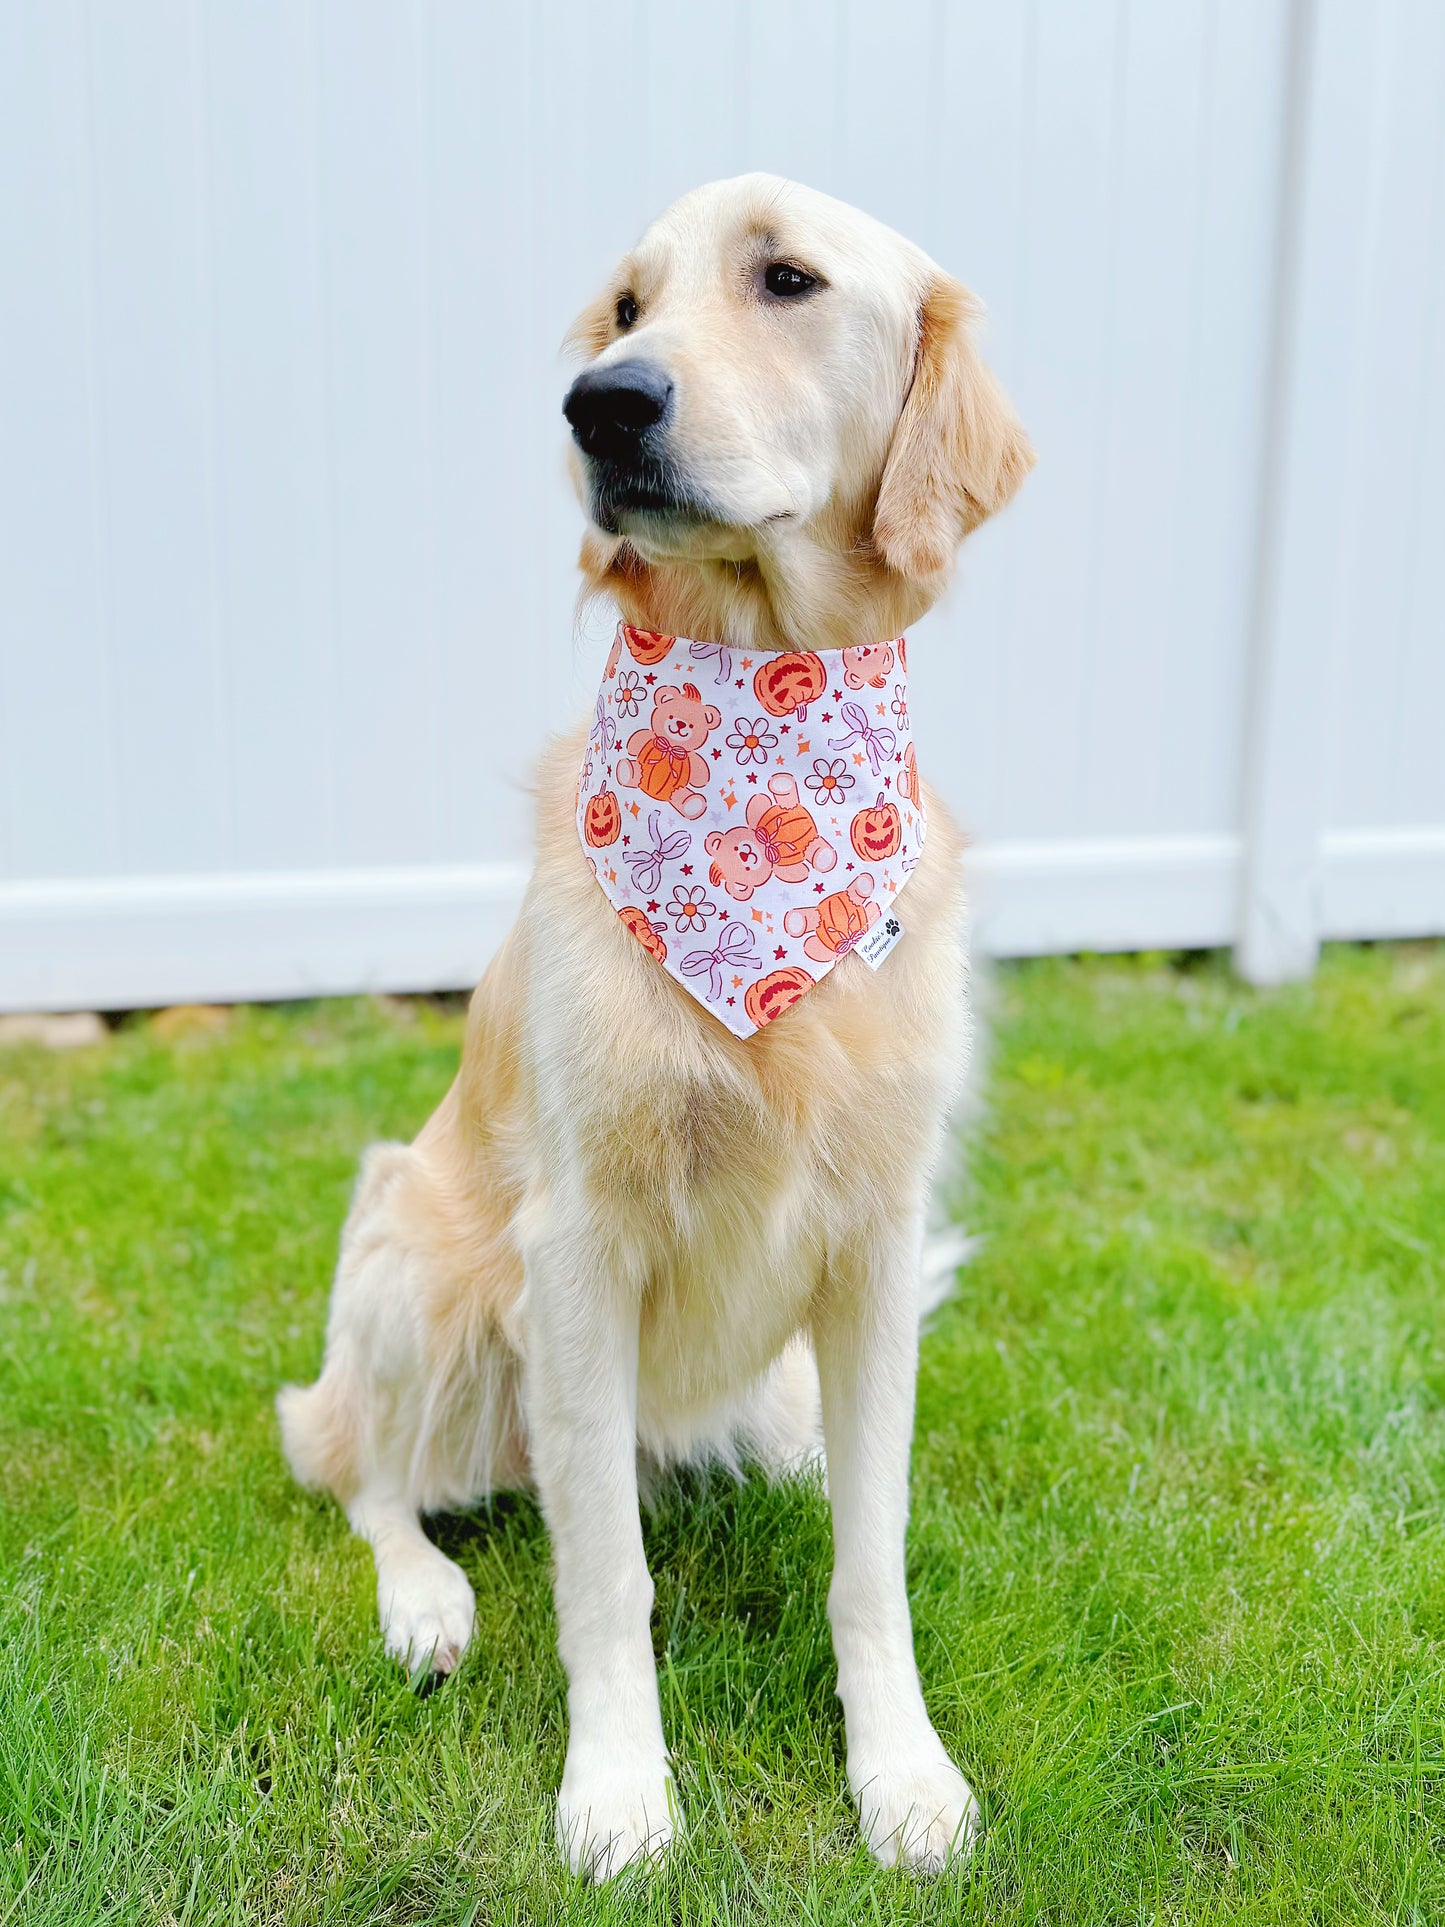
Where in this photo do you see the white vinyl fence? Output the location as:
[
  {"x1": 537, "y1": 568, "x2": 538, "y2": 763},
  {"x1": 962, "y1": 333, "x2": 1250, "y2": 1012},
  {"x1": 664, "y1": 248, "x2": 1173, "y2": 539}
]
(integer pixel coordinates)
[{"x1": 1, "y1": 0, "x2": 1441, "y2": 1011}]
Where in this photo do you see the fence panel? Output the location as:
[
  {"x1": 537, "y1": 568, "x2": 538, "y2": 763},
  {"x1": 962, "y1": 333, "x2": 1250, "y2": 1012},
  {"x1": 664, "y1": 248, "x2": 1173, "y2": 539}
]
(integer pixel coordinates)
[{"x1": 0, "y1": 0, "x2": 1439, "y2": 1009}]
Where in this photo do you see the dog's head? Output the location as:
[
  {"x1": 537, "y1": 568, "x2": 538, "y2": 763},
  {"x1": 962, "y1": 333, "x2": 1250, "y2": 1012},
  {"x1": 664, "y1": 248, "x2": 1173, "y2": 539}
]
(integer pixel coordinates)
[{"x1": 563, "y1": 174, "x2": 1032, "y2": 614}]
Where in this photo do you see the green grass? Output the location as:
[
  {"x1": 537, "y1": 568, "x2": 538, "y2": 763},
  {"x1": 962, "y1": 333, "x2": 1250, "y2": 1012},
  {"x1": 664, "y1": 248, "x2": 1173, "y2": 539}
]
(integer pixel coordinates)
[{"x1": 2, "y1": 946, "x2": 1444, "y2": 1924}]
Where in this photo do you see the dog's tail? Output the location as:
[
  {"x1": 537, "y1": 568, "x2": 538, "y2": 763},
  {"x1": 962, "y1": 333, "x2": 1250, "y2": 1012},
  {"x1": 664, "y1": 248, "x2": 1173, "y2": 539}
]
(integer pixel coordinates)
[
  {"x1": 277, "y1": 1364, "x2": 363, "y2": 1502},
  {"x1": 918, "y1": 1224, "x2": 979, "y2": 1328}
]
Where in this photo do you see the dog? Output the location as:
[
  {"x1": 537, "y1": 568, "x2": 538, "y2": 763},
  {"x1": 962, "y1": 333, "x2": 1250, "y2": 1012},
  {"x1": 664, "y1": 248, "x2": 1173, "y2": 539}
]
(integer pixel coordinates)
[{"x1": 278, "y1": 173, "x2": 1032, "y2": 1879}]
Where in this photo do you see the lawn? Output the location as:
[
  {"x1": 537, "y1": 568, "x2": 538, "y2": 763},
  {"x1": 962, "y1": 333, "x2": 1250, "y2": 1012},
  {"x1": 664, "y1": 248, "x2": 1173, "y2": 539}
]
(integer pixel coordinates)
[{"x1": 1, "y1": 945, "x2": 1443, "y2": 1925}]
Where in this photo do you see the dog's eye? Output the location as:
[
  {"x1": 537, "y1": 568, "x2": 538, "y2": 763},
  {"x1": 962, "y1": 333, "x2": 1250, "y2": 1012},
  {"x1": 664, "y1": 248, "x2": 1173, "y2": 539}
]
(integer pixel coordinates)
[
  {"x1": 764, "y1": 262, "x2": 818, "y2": 299},
  {"x1": 615, "y1": 293, "x2": 638, "y2": 329}
]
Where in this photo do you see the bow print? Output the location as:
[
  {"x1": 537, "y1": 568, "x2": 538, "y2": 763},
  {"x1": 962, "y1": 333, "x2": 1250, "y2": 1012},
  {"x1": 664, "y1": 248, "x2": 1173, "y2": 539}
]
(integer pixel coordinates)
[
  {"x1": 680, "y1": 921, "x2": 761, "y2": 1001},
  {"x1": 591, "y1": 691, "x2": 618, "y2": 754},
  {"x1": 827, "y1": 701, "x2": 896, "y2": 777},
  {"x1": 689, "y1": 638, "x2": 734, "y2": 685},
  {"x1": 623, "y1": 810, "x2": 692, "y2": 893}
]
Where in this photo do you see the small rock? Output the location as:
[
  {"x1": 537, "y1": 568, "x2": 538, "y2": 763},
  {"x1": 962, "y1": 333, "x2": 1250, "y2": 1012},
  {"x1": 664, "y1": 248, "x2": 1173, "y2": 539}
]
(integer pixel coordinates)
[
  {"x1": 0, "y1": 1011, "x2": 108, "y2": 1050},
  {"x1": 150, "y1": 1003, "x2": 233, "y2": 1040}
]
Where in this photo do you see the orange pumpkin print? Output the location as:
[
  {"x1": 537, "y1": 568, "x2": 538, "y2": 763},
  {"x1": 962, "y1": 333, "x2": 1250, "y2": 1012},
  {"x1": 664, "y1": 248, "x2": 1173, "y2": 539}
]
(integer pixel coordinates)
[
  {"x1": 753, "y1": 651, "x2": 827, "y2": 720},
  {"x1": 850, "y1": 791, "x2": 902, "y2": 861},
  {"x1": 617, "y1": 904, "x2": 667, "y2": 962},
  {"x1": 898, "y1": 741, "x2": 921, "y2": 808},
  {"x1": 704, "y1": 773, "x2": 836, "y2": 900},
  {"x1": 583, "y1": 786, "x2": 622, "y2": 847},
  {"x1": 621, "y1": 624, "x2": 676, "y2": 666},
  {"x1": 784, "y1": 876, "x2": 880, "y2": 962},
  {"x1": 815, "y1": 883, "x2": 875, "y2": 953},
  {"x1": 744, "y1": 964, "x2": 815, "y2": 1030}
]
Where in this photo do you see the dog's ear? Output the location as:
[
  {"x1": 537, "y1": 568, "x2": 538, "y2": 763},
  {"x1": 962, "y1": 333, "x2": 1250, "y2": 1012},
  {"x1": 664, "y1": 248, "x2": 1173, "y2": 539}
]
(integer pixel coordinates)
[
  {"x1": 564, "y1": 286, "x2": 616, "y2": 359},
  {"x1": 873, "y1": 276, "x2": 1034, "y2": 579}
]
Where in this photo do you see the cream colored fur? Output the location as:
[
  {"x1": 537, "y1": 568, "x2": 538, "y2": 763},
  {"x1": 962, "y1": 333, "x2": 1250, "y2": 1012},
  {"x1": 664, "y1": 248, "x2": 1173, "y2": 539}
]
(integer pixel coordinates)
[{"x1": 278, "y1": 174, "x2": 1031, "y2": 1881}]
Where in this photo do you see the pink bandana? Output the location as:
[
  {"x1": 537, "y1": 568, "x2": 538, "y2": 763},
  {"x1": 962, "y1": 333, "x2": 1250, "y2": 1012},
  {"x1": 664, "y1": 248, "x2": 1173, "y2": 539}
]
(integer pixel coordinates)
[{"x1": 577, "y1": 622, "x2": 926, "y2": 1037}]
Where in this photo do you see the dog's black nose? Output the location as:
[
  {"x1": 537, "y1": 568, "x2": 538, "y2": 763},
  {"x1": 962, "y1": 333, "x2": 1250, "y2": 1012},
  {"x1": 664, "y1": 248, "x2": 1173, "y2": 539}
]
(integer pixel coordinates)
[{"x1": 563, "y1": 360, "x2": 674, "y2": 461}]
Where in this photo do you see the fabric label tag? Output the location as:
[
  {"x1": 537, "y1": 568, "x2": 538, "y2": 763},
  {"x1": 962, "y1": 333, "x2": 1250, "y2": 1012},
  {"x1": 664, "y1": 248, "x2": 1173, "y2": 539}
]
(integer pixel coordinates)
[{"x1": 855, "y1": 913, "x2": 905, "y2": 971}]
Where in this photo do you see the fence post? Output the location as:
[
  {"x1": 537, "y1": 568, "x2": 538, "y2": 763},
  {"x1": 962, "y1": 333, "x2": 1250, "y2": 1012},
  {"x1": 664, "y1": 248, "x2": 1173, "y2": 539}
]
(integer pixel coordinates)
[{"x1": 1237, "y1": 0, "x2": 1325, "y2": 985}]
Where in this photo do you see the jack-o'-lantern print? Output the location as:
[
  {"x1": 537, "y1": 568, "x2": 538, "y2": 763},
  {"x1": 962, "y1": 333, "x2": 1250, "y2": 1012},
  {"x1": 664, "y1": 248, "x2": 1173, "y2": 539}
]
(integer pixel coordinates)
[
  {"x1": 744, "y1": 965, "x2": 816, "y2": 1030},
  {"x1": 850, "y1": 792, "x2": 902, "y2": 861},
  {"x1": 617, "y1": 904, "x2": 668, "y2": 962},
  {"x1": 583, "y1": 786, "x2": 622, "y2": 847},
  {"x1": 620, "y1": 623, "x2": 675, "y2": 666},
  {"x1": 753, "y1": 651, "x2": 827, "y2": 720}
]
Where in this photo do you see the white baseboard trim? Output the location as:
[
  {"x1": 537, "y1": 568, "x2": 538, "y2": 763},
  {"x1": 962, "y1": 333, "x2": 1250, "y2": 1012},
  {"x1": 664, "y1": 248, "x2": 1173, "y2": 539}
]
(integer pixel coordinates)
[
  {"x1": 964, "y1": 834, "x2": 1242, "y2": 956},
  {"x1": 0, "y1": 863, "x2": 529, "y2": 1012},
  {"x1": 1318, "y1": 827, "x2": 1445, "y2": 940},
  {"x1": 0, "y1": 829, "x2": 1440, "y2": 1011}
]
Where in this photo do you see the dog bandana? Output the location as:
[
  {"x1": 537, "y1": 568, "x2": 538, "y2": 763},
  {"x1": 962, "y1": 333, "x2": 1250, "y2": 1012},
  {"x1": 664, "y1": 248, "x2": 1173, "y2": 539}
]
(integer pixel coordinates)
[{"x1": 577, "y1": 622, "x2": 927, "y2": 1037}]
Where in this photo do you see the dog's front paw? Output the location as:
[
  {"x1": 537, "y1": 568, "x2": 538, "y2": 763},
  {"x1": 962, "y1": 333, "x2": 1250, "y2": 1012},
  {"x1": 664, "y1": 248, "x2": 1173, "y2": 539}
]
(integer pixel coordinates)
[
  {"x1": 852, "y1": 1754, "x2": 979, "y2": 1872},
  {"x1": 377, "y1": 1547, "x2": 476, "y2": 1676},
  {"x1": 555, "y1": 1750, "x2": 677, "y2": 1880}
]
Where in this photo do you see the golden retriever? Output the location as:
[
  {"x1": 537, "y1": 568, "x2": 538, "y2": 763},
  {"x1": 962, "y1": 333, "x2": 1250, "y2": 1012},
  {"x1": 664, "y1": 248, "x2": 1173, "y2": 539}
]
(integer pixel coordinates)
[{"x1": 279, "y1": 172, "x2": 1032, "y2": 1879}]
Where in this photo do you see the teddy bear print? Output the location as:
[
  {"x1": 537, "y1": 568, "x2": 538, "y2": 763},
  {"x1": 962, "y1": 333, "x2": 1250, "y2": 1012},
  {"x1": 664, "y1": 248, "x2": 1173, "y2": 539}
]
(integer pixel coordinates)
[
  {"x1": 703, "y1": 774, "x2": 837, "y2": 901},
  {"x1": 783, "y1": 874, "x2": 880, "y2": 962},
  {"x1": 842, "y1": 641, "x2": 895, "y2": 690},
  {"x1": 615, "y1": 682, "x2": 722, "y2": 819}
]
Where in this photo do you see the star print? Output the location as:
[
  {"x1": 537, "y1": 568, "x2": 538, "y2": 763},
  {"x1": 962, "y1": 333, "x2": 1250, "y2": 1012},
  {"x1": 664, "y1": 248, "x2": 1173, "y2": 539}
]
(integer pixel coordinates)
[
  {"x1": 852, "y1": 752, "x2": 865, "y2": 766},
  {"x1": 680, "y1": 863, "x2": 693, "y2": 876},
  {"x1": 727, "y1": 996, "x2": 735, "y2": 1006},
  {"x1": 821, "y1": 711, "x2": 833, "y2": 723},
  {"x1": 746, "y1": 772, "x2": 759, "y2": 785},
  {"x1": 647, "y1": 900, "x2": 660, "y2": 914},
  {"x1": 780, "y1": 723, "x2": 790, "y2": 735},
  {"x1": 741, "y1": 657, "x2": 753, "y2": 669},
  {"x1": 814, "y1": 882, "x2": 826, "y2": 893},
  {"x1": 797, "y1": 738, "x2": 809, "y2": 753},
  {"x1": 731, "y1": 975, "x2": 743, "y2": 989},
  {"x1": 832, "y1": 689, "x2": 843, "y2": 701},
  {"x1": 776, "y1": 754, "x2": 785, "y2": 766},
  {"x1": 622, "y1": 834, "x2": 631, "y2": 845},
  {"x1": 712, "y1": 747, "x2": 722, "y2": 759},
  {"x1": 605, "y1": 866, "x2": 617, "y2": 883},
  {"x1": 724, "y1": 790, "x2": 738, "y2": 810},
  {"x1": 876, "y1": 702, "x2": 886, "y2": 716},
  {"x1": 774, "y1": 945, "x2": 787, "y2": 960},
  {"x1": 884, "y1": 775, "x2": 892, "y2": 788},
  {"x1": 845, "y1": 860, "x2": 855, "y2": 870},
  {"x1": 751, "y1": 909, "x2": 764, "y2": 924},
  {"x1": 644, "y1": 672, "x2": 657, "y2": 684},
  {"x1": 735, "y1": 677, "x2": 745, "y2": 688},
  {"x1": 626, "y1": 800, "x2": 640, "y2": 817}
]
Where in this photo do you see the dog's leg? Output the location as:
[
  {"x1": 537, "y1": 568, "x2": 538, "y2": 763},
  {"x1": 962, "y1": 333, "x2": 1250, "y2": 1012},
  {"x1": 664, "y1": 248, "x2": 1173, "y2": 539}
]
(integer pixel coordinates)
[
  {"x1": 278, "y1": 1142, "x2": 488, "y2": 1678},
  {"x1": 813, "y1": 1214, "x2": 978, "y2": 1871},
  {"x1": 348, "y1": 1482, "x2": 477, "y2": 1678},
  {"x1": 522, "y1": 1219, "x2": 674, "y2": 1879}
]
